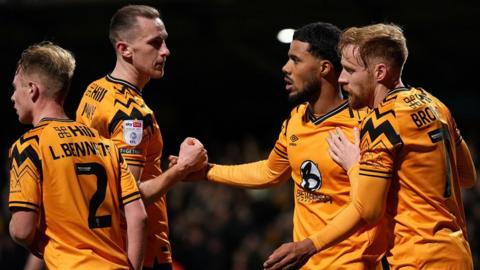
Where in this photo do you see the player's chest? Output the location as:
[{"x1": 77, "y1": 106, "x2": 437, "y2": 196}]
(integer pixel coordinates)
[{"x1": 285, "y1": 125, "x2": 342, "y2": 177}]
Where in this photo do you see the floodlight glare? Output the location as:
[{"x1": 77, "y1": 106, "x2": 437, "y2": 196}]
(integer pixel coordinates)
[{"x1": 277, "y1": 28, "x2": 295, "y2": 43}]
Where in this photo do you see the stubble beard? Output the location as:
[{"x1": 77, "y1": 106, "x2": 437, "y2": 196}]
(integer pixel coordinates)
[
  {"x1": 348, "y1": 94, "x2": 364, "y2": 110},
  {"x1": 288, "y1": 78, "x2": 320, "y2": 105}
]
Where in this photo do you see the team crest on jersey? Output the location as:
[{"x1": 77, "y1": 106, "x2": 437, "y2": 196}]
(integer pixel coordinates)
[
  {"x1": 123, "y1": 120, "x2": 143, "y2": 146},
  {"x1": 300, "y1": 160, "x2": 322, "y2": 191}
]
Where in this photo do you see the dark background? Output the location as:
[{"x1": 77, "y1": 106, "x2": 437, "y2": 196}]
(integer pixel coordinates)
[{"x1": 1, "y1": 0, "x2": 479, "y2": 269}]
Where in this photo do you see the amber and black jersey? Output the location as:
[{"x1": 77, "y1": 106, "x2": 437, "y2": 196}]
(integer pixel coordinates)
[
  {"x1": 358, "y1": 87, "x2": 472, "y2": 269},
  {"x1": 208, "y1": 101, "x2": 387, "y2": 269},
  {"x1": 76, "y1": 74, "x2": 171, "y2": 266},
  {"x1": 9, "y1": 118, "x2": 141, "y2": 270}
]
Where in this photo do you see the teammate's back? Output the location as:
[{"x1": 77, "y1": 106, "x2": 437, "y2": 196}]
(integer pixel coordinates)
[
  {"x1": 9, "y1": 118, "x2": 142, "y2": 269},
  {"x1": 359, "y1": 87, "x2": 472, "y2": 268}
]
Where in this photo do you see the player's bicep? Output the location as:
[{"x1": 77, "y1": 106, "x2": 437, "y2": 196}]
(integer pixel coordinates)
[
  {"x1": 8, "y1": 142, "x2": 42, "y2": 212},
  {"x1": 356, "y1": 141, "x2": 394, "y2": 224},
  {"x1": 359, "y1": 109, "x2": 401, "y2": 176},
  {"x1": 9, "y1": 210, "x2": 38, "y2": 245},
  {"x1": 356, "y1": 112, "x2": 399, "y2": 223},
  {"x1": 119, "y1": 155, "x2": 142, "y2": 205},
  {"x1": 124, "y1": 199, "x2": 147, "y2": 221}
]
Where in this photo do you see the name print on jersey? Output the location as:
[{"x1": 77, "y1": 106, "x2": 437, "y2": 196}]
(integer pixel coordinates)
[{"x1": 49, "y1": 124, "x2": 111, "y2": 160}]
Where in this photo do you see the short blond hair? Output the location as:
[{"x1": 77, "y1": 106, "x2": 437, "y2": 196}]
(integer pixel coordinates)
[
  {"x1": 17, "y1": 41, "x2": 76, "y2": 101},
  {"x1": 339, "y1": 23, "x2": 408, "y2": 70}
]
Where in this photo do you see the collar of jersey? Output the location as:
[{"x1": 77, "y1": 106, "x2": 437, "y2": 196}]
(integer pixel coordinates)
[
  {"x1": 386, "y1": 86, "x2": 410, "y2": 98},
  {"x1": 306, "y1": 100, "x2": 349, "y2": 125},
  {"x1": 106, "y1": 74, "x2": 142, "y2": 95},
  {"x1": 38, "y1": 117, "x2": 74, "y2": 124}
]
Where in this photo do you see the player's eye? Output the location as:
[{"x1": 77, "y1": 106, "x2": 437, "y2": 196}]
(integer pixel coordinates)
[{"x1": 149, "y1": 38, "x2": 163, "y2": 49}]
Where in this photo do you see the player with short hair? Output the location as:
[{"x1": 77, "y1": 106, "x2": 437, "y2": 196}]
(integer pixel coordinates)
[
  {"x1": 76, "y1": 5, "x2": 207, "y2": 270},
  {"x1": 175, "y1": 22, "x2": 387, "y2": 269},
  {"x1": 265, "y1": 23, "x2": 476, "y2": 270},
  {"x1": 9, "y1": 41, "x2": 147, "y2": 270}
]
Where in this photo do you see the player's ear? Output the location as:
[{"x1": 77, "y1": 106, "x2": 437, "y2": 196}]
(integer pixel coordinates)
[
  {"x1": 28, "y1": 81, "x2": 40, "y2": 102},
  {"x1": 374, "y1": 63, "x2": 387, "y2": 82},
  {"x1": 116, "y1": 41, "x2": 132, "y2": 58},
  {"x1": 319, "y1": 60, "x2": 332, "y2": 77}
]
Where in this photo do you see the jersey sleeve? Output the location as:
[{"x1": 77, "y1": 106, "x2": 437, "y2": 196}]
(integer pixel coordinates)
[
  {"x1": 448, "y1": 110, "x2": 462, "y2": 146},
  {"x1": 116, "y1": 149, "x2": 142, "y2": 206},
  {"x1": 207, "y1": 119, "x2": 291, "y2": 187},
  {"x1": 308, "y1": 164, "x2": 390, "y2": 250},
  {"x1": 444, "y1": 107, "x2": 476, "y2": 187},
  {"x1": 109, "y1": 114, "x2": 150, "y2": 168},
  {"x1": 358, "y1": 108, "x2": 402, "y2": 180},
  {"x1": 273, "y1": 118, "x2": 289, "y2": 160},
  {"x1": 8, "y1": 135, "x2": 42, "y2": 212}
]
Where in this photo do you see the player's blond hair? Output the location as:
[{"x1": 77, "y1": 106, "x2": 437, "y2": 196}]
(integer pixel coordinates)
[
  {"x1": 339, "y1": 23, "x2": 408, "y2": 71},
  {"x1": 109, "y1": 5, "x2": 160, "y2": 45},
  {"x1": 17, "y1": 41, "x2": 76, "y2": 102}
]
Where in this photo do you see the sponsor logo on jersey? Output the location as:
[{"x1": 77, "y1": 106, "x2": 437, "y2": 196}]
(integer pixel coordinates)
[
  {"x1": 296, "y1": 189, "x2": 332, "y2": 203},
  {"x1": 300, "y1": 160, "x2": 322, "y2": 192},
  {"x1": 123, "y1": 120, "x2": 143, "y2": 146}
]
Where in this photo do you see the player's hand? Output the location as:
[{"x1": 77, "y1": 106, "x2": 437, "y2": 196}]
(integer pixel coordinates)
[
  {"x1": 327, "y1": 127, "x2": 360, "y2": 171},
  {"x1": 169, "y1": 154, "x2": 209, "y2": 181},
  {"x1": 263, "y1": 239, "x2": 316, "y2": 270},
  {"x1": 177, "y1": 137, "x2": 208, "y2": 174},
  {"x1": 168, "y1": 155, "x2": 179, "y2": 168}
]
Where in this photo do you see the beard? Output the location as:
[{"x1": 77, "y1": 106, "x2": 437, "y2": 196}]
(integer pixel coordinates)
[
  {"x1": 345, "y1": 84, "x2": 371, "y2": 110},
  {"x1": 288, "y1": 77, "x2": 320, "y2": 105},
  {"x1": 347, "y1": 94, "x2": 365, "y2": 110}
]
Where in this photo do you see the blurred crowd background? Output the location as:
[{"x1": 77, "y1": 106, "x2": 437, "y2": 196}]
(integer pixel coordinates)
[{"x1": 1, "y1": 0, "x2": 479, "y2": 269}]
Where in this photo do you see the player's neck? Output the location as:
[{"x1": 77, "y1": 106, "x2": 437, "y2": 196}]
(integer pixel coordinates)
[
  {"x1": 309, "y1": 84, "x2": 344, "y2": 116},
  {"x1": 32, "y1": 101, "x2": 68, "y2": 126},
  {"x1": 372, "y1": 79, "x2": 404, "y2": 108},
  {"x1": 111, "y1": 60, "x2": 149, "y2": 90}
]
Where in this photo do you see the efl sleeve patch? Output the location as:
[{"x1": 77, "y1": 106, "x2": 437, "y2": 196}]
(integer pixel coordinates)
[{"x1": 123, "y1": 120, "x2": 143, "y2": 146}]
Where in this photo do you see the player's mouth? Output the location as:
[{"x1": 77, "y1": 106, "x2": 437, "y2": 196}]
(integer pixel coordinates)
[
  {"x1": 284, "y1": 77, "x2": 293, "y2": 91},
  {"x1": 341, "y1": 85, "x2": 350, "y2": 93}
]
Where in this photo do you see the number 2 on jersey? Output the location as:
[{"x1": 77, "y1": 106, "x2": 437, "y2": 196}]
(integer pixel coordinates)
[{"x1": 75, "y1": 162, "x2": 112, "y2": 228}]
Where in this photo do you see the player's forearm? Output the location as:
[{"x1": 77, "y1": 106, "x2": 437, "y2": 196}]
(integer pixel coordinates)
[
  {"x1": 207, "y1": 160, "x2": 290, "y2": 188},
  {"x1": 308, "y1": 165, "x2": 388, "y2": 251},
  {"x1": 139, "y1": 163, "x2": 189, "y2": 205},
  {"x1": 125, "y1": 200, "x2": 147, "y2": 270},
  {"x1": 127, "y1": 225, "x2": 146, "y2": 270},
  {"x1": 308, "y1": 203, "x2": 366, "y2": 251}
]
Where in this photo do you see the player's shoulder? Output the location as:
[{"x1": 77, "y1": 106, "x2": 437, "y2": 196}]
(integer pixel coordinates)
[
  {"x1": 382, "y1": 86, "x2": 441, "y2": 112},
  {"x1": 351, "y1": 106, "x2": 370, "y2": 120},
  {"x1": 381, "y1": 86, "x2": 450, "y2": 122},
  {"x1": 11, "y1": 121, "x2": 50, "y2": 149},
  {"x1": 9, "y1": 121, "x2": 49, "y2": 169},
  {"x1": 364, "y1": 86, "x2": 415, "y2": 123},
  {"x1": 288, "y1": 103, "x2": 308, "y2": 118},
  {"x1": 360, "y1": 91, "x2": 403, "y2": 146},
  {"x1": 314, "y1": 100, "x2": 361, "y2": 125},
  {"x1": 82, "y1": 76, "x2": 116, "y2": 102}
]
